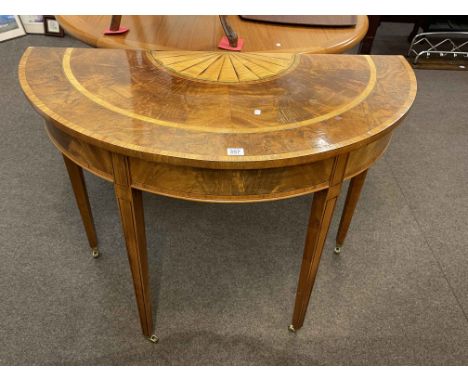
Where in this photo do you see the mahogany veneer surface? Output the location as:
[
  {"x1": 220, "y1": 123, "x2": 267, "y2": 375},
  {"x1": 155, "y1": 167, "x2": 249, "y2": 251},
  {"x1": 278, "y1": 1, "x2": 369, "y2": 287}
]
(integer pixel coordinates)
[{"x1": 19, "y1": 48, "x2": 416, "y2": 172}]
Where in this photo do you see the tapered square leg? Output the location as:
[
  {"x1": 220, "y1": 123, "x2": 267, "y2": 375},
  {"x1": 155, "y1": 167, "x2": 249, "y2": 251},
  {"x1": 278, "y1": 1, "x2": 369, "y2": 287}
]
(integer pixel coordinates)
[
  {"x1": 335, "y1": 169, "x2": 368, "y2": 254},
  {"x1": 112, "y1": 153, "x2": 156, "y2": 341},
  {"x1": 290, "y1": 154, "x2": 348, "y2": 331},
  {"x1": 62, "y1": 155, "x2": 99, "y2": 257}
]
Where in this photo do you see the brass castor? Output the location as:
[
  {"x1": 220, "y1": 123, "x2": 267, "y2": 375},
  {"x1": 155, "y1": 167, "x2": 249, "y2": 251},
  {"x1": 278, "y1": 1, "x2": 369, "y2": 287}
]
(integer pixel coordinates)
[
  {"x1": 333, "y1": 246, "x2": 342, "y2": 255},
  {"x1": 91, "y1": 247, "x2": 101, "y2": 258},
  {"x1": 288, "y1": 324, "x2": 296, "y2": 333},
  {"x1": 148, "y1": 334, "x2": 159, "y2": 344}
]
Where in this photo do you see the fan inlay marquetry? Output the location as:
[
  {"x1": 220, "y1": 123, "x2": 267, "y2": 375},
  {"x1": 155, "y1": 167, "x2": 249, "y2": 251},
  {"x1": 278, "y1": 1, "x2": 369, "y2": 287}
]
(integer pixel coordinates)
[{"x1": 147, "y1": 51, "x2": 299, "y2": 83}]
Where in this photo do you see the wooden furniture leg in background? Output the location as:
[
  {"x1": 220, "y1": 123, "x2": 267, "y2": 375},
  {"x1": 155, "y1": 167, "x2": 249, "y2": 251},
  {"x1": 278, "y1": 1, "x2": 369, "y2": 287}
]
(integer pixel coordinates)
[
  {"x1": 62, "y1": 155, "x2": 99, "y2": 258},
  {"x1": 289, "y1": 154, "x2": 349, "y2": 332},
  {"x1": 112, "y1": 154, "x2": 157, "y2": 343},
  {"x1": 359, "y1": 15, "x2": 381, "y2": 54},
  {"x1": 334, "y1": 170, "x2": 368, "y2": 255}
]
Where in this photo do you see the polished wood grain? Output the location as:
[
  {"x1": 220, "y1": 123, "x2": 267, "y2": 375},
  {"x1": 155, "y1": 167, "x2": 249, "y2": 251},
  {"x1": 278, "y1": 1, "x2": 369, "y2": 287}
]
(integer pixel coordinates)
[
  {"x1": 44, "y1": 118, "x2": 393, "y2": 203},
  {"x1": 19, "y1": 47, "x2": 417, "y2": 340},
  {"x1": 19, "y1": 48, "x2": 416, "y2": 169},
  {"x1": 62, "y1": 154, "x2": 98, "y2": 251},
  {"x1": 56, "y1": 15, "x2": 368, "y2": 54},
  {"x1": 47, "y1": 121, "x2": 113, "y2": 181},
  {"x1": 291, "y1": 153, "x2": 349, "y2": 331},
  {"x1": 336, "y1": 170, "x2": 368, "y2": 249},
  {"x1": 112, "y1": 153, "x2": 153, "y2": 337}
]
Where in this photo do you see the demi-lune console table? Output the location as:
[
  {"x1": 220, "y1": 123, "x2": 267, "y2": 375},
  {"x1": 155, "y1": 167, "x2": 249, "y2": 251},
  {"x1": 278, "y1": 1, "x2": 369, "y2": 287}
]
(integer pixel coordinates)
[{"x1": 19, "y1": 47, "x2": 416, "y2": 343}]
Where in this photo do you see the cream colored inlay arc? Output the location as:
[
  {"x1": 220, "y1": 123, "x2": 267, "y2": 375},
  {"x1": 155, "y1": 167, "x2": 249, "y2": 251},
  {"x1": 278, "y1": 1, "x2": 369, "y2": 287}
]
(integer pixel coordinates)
[
  {"x1": 146, "y1": 51, "x2": 298, "y2": 83},
  {"x1": 62, "y1": 48, "x2": 378, "y2": 134}
]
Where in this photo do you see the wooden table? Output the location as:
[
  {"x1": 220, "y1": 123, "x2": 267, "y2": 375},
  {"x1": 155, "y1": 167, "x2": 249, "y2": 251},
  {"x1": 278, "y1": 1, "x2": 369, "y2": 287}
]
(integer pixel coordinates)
[
  {"x1": 19, "y1": 47, "x2": 416, "y2": 343},
  {"x1": 56, "y1": 15, "x2": 368, "y2": 53}
]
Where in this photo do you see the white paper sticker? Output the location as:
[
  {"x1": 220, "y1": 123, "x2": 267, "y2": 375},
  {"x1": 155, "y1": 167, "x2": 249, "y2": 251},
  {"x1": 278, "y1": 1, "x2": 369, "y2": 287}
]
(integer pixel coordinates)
[{"x1": 227, "y1": 148, "x2": 245, "y2": 156}]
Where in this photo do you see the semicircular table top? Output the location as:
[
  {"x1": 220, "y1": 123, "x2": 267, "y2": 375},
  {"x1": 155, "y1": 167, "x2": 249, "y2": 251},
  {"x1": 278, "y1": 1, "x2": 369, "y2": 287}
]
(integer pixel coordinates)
[
  {"x1": 20, "y1": 47, "x2": 416, "y2": 169},
  {"x1": 55, "y1": 15, "x2": 368, "y2": 53}
]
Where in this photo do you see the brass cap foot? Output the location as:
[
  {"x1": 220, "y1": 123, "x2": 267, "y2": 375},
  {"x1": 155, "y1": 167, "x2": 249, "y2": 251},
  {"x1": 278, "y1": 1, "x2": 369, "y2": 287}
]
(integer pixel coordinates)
[
  {"x1": 91, "y1": 247, "x2": 100, "y2": 258},
  {"x1": 333, "y1": 246, "x2": 342, "y2": 255},
  {"x1": 148, "y1": 334, "x2": 159, "y2": 344},
  {"x1": 288, "y1": 324, "x2": 296, "y2": 333}
]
